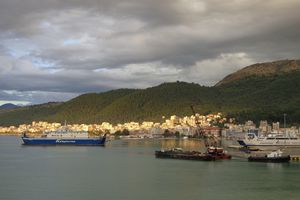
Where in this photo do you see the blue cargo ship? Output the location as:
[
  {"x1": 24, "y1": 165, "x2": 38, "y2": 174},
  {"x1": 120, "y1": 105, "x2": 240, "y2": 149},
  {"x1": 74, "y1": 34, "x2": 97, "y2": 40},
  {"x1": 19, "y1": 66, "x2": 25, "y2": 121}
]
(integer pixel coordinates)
[{"x1": 22, "y1": 129, "x2": 107, "y2": 146}]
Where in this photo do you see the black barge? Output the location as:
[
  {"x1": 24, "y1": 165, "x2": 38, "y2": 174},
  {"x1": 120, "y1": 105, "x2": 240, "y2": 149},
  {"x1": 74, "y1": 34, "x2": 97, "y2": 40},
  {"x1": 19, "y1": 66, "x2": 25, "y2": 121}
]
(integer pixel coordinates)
[
  {"x1": 155, "y1": 147, "x2": 231, "y2": 161},
  {"x1": 248, "y1": 155, "x2": 290, "y2": 163}
]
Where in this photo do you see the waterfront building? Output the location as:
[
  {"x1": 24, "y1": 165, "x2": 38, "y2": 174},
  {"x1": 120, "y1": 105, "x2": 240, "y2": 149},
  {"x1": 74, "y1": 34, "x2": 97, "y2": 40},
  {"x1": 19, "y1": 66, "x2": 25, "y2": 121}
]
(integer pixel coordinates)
[
  {"x1": 244, "y1": 120, "x2": 256, "y2": 131},
  {"x1": 259, "y1": 120, "x2": 269, "y2": 134},
  {"x1": 203, "y1": 127, "x2": 222, "y2": 137},
  {"x1": 2, "y1": 112, "x2": 298, "y2": 139},
  {"x1": 272, "y1": 122, "x2": 280, "y2": 133}
]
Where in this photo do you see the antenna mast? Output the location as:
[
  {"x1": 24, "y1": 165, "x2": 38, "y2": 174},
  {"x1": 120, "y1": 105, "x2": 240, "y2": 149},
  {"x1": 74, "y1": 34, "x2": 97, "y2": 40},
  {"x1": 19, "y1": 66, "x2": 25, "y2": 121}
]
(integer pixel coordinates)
[{"x1": 284, "y1": 113, "x2": 287, "y2": 137}]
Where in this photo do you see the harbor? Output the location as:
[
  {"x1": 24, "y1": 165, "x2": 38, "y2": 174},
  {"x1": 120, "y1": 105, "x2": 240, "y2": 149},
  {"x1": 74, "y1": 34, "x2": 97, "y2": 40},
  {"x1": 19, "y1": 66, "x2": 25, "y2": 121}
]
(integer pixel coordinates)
[
  {"x1": 2, "y1": 101, "x2": 300, "y2": 199},
  {"x1": 1, "y1": 135, "x2": 300, "y2": 200},
  {"x1": 0, "y1": 0, "x2": 299, "y2": 199}
]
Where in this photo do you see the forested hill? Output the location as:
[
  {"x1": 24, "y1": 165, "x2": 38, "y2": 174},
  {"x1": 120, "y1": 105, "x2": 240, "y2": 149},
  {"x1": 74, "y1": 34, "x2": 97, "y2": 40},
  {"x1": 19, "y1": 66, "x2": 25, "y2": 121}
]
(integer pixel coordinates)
[
  {"x1": 216, "y1": 59, "x2": 300, "y2": 86},
  {"x1": 0, "y1": 60, "x2": 299, "y2": 126}
]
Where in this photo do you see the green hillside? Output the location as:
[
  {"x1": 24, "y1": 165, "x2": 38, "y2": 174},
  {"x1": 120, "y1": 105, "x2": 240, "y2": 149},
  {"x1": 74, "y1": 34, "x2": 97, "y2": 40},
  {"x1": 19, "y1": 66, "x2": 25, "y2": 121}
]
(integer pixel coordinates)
[
  {"x1": 0, "y1": 61, "x2": 300, "y2": 126},
  {"x1": 0, "y1": 102, "x2": 62, "y2": 125},
  {"x1": 217, "y1": 71, "x2": 300, "y2": 124},
  {"x1": 216, "y1": 59, "x2": 300, "y2": 86},
  {"x1": 50, "y1": 89, "x2": 138, "y2": 124}
]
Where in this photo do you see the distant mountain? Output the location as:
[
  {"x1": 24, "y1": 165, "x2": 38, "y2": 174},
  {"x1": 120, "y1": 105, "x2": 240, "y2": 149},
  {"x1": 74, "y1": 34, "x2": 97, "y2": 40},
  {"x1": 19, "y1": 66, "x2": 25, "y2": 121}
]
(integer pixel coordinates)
[
  {"x1": 216, "y1": 59, "x2": 300, "y2": 86},
  {"x1": 0, "y1": 103, "x2": 19, "y2": 110},
  {"x1": 0, "y1": 59, "x2": 299, "y2": 126}
]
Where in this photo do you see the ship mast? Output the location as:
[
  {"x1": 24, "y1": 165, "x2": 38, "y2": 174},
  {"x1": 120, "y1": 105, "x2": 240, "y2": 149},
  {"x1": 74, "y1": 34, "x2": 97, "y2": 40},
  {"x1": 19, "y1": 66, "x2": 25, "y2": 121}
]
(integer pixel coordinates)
[
  {"x1": 64, "y1": 120, "x2": 67, "y2": 131},
  {"x1": 283, "y1": 113, "x2": 287, "y2": 148},
  {"x1": 284, "y1": 113, "x2": 287, "y2": 138},
  {"x1": 190, "y1": 105, "x2": 201, "y2": 138}
]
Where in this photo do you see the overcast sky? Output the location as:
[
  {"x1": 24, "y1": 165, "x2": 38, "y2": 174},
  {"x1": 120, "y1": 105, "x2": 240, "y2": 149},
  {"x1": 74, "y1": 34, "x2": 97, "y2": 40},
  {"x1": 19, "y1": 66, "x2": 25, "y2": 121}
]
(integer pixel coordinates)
[{"x1": 0, "y1": 0, "x2": 299, "y2": 105}]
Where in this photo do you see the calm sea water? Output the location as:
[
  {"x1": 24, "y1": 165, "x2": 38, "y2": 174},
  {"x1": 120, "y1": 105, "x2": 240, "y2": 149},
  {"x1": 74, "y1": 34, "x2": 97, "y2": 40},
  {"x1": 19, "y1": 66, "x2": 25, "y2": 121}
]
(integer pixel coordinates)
[{"x1": 1, "y1": 136, "x2": 300, "y2": 200}]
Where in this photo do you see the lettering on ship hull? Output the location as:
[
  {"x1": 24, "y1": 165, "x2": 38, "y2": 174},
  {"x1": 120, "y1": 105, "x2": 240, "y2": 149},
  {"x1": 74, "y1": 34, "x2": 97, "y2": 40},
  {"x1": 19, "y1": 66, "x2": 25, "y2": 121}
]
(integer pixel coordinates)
[{"x1": 56, "y1": 139, "x2": 76, "y2": 143}]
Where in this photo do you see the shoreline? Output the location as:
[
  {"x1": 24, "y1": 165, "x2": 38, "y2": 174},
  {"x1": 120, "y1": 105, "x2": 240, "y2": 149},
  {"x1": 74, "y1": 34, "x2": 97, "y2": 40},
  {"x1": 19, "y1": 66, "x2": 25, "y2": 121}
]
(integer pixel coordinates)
[{"x1": 0, "y1": 133, "x2": 21, "y2": 136}]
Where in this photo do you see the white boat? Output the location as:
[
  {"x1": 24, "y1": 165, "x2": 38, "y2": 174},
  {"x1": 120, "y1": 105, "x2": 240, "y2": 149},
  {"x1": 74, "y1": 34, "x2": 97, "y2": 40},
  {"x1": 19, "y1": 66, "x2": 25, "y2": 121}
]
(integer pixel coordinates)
[
  {"x1": 238, "y1": 114, "x2": 300, "y2": 147},
  {"x1": 248, "y1": 150, "x2": 290, "y2": 162},
  {"x1": 238, "y1": 132, "x2": 300, "y2": 147}
]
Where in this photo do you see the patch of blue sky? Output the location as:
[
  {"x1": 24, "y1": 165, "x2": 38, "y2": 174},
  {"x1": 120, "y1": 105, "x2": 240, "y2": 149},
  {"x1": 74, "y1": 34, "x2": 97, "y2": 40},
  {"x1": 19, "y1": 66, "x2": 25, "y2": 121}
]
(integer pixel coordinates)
[
  {"x1": 93, "y1": 68, "x2": 110, "y2": 72},
  {"x1": 63, "y1": 38, "x2": 81, "y2": 46},
  {"x1": 4, "y1": 37, "x2": 36, "y2": 58},
  {"x1": 3, "y1": 90, "x2": 16, "y2": 95},
  {"x1": 31, "y1": 57, "x2": 61, "y2": 73},
  {"x1": 0, "y1": 100, "x2": 30, "y2": 106},
  {"x1": 40, "y1": 21, "x2": 51, "y2": 29},
  {"x1": 32, "y1": 57, "x2": 55, "y2": 68},
  {"x1": 8, "y1": 48, "x2": 30, "y2": 59}
]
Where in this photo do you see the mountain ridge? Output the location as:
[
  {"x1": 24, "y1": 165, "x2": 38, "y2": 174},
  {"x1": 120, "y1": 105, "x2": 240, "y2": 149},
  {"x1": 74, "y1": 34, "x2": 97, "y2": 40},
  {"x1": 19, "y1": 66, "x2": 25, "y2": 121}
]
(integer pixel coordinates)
[
  {"x1": 216, "y1": 59, "x2": 300, "y2": 86},
  {"x1": 0, "y1": 59, "x2": 299, "y2": 126},
  {"x1": 0, "y1": 103, "x2": 20, "y2": 111}
]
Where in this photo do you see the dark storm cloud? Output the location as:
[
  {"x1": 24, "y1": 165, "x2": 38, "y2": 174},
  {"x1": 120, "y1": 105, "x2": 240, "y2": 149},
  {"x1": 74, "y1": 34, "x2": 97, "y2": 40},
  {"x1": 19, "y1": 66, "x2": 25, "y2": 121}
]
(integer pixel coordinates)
[{"x1": 0, "y1": 0, "x2": 299, "y2": 104}]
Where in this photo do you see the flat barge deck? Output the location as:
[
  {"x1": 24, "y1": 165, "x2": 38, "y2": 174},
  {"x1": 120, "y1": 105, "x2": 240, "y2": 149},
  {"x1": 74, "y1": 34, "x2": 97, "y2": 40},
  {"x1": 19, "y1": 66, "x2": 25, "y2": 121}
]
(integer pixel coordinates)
[{"x1": 155, "y1": 147, "x2": 231, "y2": 161}]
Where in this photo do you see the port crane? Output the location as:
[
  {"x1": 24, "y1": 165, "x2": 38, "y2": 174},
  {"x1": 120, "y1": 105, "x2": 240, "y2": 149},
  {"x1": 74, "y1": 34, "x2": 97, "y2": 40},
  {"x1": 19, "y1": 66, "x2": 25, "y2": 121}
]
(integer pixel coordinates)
[
  {"x1": 190, "y1": 105, "x2": 205, "y2": 139},
  {"x1": 190, "y1": 105, "x2": 219, "y2": 147}
]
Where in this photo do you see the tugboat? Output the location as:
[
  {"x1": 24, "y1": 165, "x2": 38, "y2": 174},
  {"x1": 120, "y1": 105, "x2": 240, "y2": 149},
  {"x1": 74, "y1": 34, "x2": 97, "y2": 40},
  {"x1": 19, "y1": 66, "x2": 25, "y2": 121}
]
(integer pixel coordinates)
[
  {"x1": 248, "y1": 150, "x2": 290, "y2": 163},
  {"x1": 155, "y1": 147, "x2": 231, "y2": 161},
  {"x1": 206, "y1": 146, "x2": 232, "y2": 160}
]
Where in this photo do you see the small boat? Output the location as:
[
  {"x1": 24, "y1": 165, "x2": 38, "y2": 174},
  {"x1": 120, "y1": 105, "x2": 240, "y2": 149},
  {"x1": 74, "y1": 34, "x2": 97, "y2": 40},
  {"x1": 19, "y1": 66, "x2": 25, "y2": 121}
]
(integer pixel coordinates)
[
  {"x1": 248, "y1": 150, "x2": 290, "y2": 163},
  {"x1": 155, "y1": 147, "x2": 231, "y2": 161}
]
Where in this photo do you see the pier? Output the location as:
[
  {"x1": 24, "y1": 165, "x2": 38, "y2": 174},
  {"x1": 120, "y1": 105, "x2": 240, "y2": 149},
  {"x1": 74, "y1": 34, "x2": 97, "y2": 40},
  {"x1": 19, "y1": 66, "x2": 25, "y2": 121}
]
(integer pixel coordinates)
[{"x1": 290, "y1": 155, "x2": 300, "y2": 161}]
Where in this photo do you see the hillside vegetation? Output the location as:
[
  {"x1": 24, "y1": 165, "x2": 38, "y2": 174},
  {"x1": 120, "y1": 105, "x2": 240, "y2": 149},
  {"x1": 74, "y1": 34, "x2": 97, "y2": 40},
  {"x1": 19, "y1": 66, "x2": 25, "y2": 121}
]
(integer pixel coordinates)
[
  {"x1": 216, "y1": 59, "x2": 300, "y2": 86},
  {"x1": 0, "y1": 60, "x2": 299, "y2": 126}
]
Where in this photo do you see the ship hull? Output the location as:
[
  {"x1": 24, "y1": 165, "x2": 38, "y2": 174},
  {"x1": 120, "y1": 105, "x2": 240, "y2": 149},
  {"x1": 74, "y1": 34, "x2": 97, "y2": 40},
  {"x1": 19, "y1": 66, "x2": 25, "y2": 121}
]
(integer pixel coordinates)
[
  {"x1": 22, "y1": 137, "x2": 106, "y2": 146},
  {"x1": 155, "y1": 150, "x2": 231, "y2": 161},
  {"x1": 248, "y1": 156, "x2": 290, "y2": 163},
  {"x1": 155, "y1": 151, "x2": 215, "y2": 161}
]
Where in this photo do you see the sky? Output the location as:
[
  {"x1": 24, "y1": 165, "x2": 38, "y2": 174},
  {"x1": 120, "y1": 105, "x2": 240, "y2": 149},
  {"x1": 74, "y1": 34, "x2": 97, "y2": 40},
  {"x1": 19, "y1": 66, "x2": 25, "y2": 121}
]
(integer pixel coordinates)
[{"x1": 0, "y1": 0, "x2": 299, "y2": 105}]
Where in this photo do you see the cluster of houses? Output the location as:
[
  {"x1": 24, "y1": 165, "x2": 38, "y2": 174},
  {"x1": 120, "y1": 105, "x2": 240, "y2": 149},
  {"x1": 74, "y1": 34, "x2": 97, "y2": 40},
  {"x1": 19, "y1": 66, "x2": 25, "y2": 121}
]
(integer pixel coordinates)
[
  {"x1": 223, "y1": 120, "x2": 300, "y2": 138},
  {"x1": 0, "y1": 113, "x2": 225, "y2": 137},
  {"x1": 1, "y1": 113, "x2": 299, "y2": 138}
]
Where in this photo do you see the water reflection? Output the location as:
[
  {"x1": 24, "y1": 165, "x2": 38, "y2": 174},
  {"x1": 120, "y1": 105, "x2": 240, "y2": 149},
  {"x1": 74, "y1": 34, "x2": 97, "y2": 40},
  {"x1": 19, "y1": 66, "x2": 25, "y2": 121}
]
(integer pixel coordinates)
[
  {"x1": 111, "y1": 138, "x2": 219, "y2": 152},
  {"x1": 265, "y1": 162, "x2": 289, "y2": 171},
  {"x1": 160, "y1": 139, "x2": 206, "y2": 151},
  {"x1": 2, "y1": 136, "x2": 300, "y2": 200}
]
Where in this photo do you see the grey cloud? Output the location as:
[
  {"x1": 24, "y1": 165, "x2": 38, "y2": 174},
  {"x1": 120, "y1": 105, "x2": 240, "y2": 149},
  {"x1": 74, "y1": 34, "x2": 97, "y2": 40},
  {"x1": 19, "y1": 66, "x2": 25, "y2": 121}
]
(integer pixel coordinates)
[
  {"x1": 0, "y1": 0, "x2": 299, "y2": 104},
  {"x1": 0, "y1": 90, "x2": 78, "y2": 105}
]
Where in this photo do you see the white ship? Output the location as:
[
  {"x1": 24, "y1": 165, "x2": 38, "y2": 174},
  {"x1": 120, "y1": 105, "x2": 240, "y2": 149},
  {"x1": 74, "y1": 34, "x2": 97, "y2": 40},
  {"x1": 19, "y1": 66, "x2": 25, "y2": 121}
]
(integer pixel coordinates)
[
  {"x1": 238, "y1": 114, "x2": 300, "y2": 147},
  {"x1": 238, "y1": 132, "x2": 300, "y2": 147}
]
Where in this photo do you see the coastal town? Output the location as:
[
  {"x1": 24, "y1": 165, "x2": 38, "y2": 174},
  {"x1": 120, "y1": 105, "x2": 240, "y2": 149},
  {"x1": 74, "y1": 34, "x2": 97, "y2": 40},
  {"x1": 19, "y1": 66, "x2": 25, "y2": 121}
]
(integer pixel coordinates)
[{"x1": 1, "y1": 113, "x2": 299, "y2": 138}]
